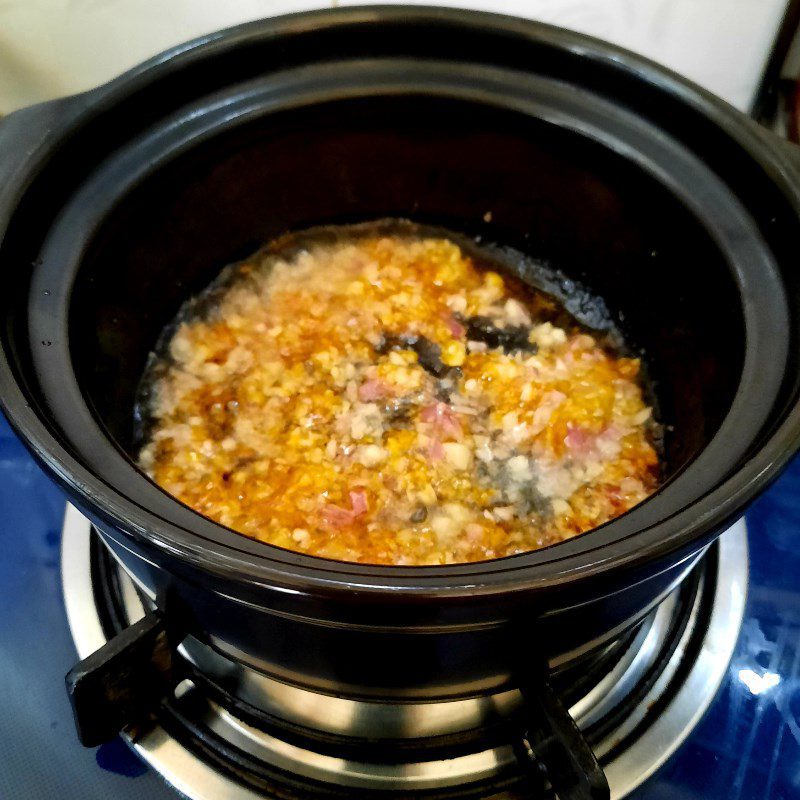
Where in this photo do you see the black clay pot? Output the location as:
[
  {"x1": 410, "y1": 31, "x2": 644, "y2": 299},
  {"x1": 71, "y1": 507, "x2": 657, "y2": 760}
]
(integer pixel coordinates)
[{"x1": 2, "y1": 7, "x2": 800, "y2": 701}]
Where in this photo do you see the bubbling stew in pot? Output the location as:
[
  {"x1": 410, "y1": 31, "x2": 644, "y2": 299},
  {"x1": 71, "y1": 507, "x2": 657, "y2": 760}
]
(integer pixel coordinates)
[{"x1": 137, "y1": 221, "x2": 661, "y2": 565}]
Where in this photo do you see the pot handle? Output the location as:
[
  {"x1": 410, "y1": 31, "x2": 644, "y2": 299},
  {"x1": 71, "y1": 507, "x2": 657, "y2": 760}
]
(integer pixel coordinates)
[
  {"x1": 0, "y1": 96, "x2": 84, "y2": 197},
  {"x1": 516, "y1": 678, "x2": 610, "y2": 800}
]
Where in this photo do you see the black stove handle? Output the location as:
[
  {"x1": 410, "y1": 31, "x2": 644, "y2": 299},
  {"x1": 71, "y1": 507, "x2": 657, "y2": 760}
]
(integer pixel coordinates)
[
  {"x1": 65, "y1": 611, "x2": 178, "y2": 747},
  {"x1": 516, "y1": 678, "x2": 610, "y2": 800}
]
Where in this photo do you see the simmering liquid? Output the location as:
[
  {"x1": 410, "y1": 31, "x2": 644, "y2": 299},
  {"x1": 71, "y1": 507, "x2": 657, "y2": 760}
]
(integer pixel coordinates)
[{"x1": 138, "y1": 222, "x2": 660, "y2": 565}]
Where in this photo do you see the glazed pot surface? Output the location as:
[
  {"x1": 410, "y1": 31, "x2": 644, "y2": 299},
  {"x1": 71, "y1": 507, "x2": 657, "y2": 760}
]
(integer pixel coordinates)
[{"x1": 2, "y1": 7, "x2": 800, "y2": 697}]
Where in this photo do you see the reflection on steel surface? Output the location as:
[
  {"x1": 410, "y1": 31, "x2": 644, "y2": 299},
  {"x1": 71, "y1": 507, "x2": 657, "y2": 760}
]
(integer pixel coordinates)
[{"x1": 61, "y1": 505, "x2": 748, "y2": 800}]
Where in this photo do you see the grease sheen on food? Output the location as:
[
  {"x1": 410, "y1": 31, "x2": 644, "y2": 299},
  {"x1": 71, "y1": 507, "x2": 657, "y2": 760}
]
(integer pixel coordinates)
[{"x1": 138, "y1": 223, "x2": 660, "y2": 565}]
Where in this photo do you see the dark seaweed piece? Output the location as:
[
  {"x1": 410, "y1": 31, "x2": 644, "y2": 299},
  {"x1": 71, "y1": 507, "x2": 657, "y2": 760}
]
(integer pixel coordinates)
[
  {"x1": 383, "y1": 397, "x2": 414, "y2": 426},
  {"x1": 516, "y1": 484, "x2": 551, "y2": 517},
  {"x1": 435, "y1": 382, "x2": 454, "y2": 403},
  {"x1": 375, "y1": 332, "x2": 450, "y2": 377},
  {"x1": 375, "y1": 332, "x2": 417, "y2": 354},
  {"x1": 476, "y1": 454, "x2": 552, "y2": 518},
  {"x1": 410, "y1": 504, "x2": 428, "y2": 523},
  {"x1": 221, "y1": 455, "x2": 258, "y2": 483},
  {"x1": 435, "y1": 372, "x2": 462, "y2": 403},
  {"x1": 475, "y1": 461, "x2": 492, "y2": 482},
  {"x1": 413, "y1": 337, "x2": 449, "y2": 377},
  {"x1": 463, "y1": 316, "x2": 538, "y2": 354}
]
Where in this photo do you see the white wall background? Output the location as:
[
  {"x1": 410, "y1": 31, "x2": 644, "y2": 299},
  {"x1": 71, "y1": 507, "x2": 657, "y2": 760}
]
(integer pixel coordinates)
[{"x1": 0, "y1": 0, "x2": 787, "y2": 114}]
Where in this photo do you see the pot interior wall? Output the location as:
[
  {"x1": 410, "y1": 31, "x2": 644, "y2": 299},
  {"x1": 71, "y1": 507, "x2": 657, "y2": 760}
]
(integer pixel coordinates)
[{"x1": 68, "y1": 95, "x2": 745, "y2": 481}]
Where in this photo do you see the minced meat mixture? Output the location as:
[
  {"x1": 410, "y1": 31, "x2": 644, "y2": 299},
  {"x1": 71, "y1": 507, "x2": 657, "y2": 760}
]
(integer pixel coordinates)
[{"x1": 138, "y1": 225, "x2": 660, "y2": 565}]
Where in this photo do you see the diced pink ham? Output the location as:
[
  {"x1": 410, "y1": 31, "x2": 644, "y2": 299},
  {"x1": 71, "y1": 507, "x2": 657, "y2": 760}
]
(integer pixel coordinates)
[
  {"x1": 442, "y1": 314, "x2": 466, "y2": 338},
  {"x1": 322, "y1": 504, "x2": 355, "y2": 528},
  {"x1": 595, "y1": 425, "x2": 623, "y2": 458},
  {"x1": 565, "y1": 424, "x2": 590, "y2": 453},
  {"x1": 349, "y1": 488, "x2": 369, "y2": 516},
  {"x1": 428, "y1": 437, "x2": 445, "y2": 461},
  {"x1": 420, "y1": 404, "x2": 439, "y2": 423},
  {"x1": 420, "y1": 402, "x2": 462, "y2": 439},
  {"x1": 358, "y1": 379, "x2": 388, "y2": 402},
  {"x1": 322, "y1": 489, "x2": 369, "y2": 527}
]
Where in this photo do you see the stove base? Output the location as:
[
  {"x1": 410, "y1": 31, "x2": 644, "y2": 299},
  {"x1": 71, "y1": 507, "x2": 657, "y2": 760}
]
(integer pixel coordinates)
[{"x1": 61, "y1": 506, "x2": 747, "y2": 799}]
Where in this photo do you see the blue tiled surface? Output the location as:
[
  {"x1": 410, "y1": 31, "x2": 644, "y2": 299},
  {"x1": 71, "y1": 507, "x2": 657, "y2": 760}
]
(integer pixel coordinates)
[{"x1": 0, "y1": 413, "x2": 798, "y2": 799}]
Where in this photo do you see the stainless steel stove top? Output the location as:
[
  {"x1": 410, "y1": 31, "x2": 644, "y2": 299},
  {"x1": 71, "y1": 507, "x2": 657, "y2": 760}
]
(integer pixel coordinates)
[{"x1": 61, "y1": 505, "x2": 748, "y2": 799}]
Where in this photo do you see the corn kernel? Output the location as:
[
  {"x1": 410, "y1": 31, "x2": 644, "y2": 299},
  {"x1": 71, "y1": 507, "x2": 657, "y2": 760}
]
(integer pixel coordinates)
[
  {"x1": 484, "y1": 271, "x2": 504, "y2": 290},
  {"x1": 441, "y1": 341, "x2": 466, "y2": 367},
  {"x1": 346, "y1": 280, "x2": 365, "y2": 295}
]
